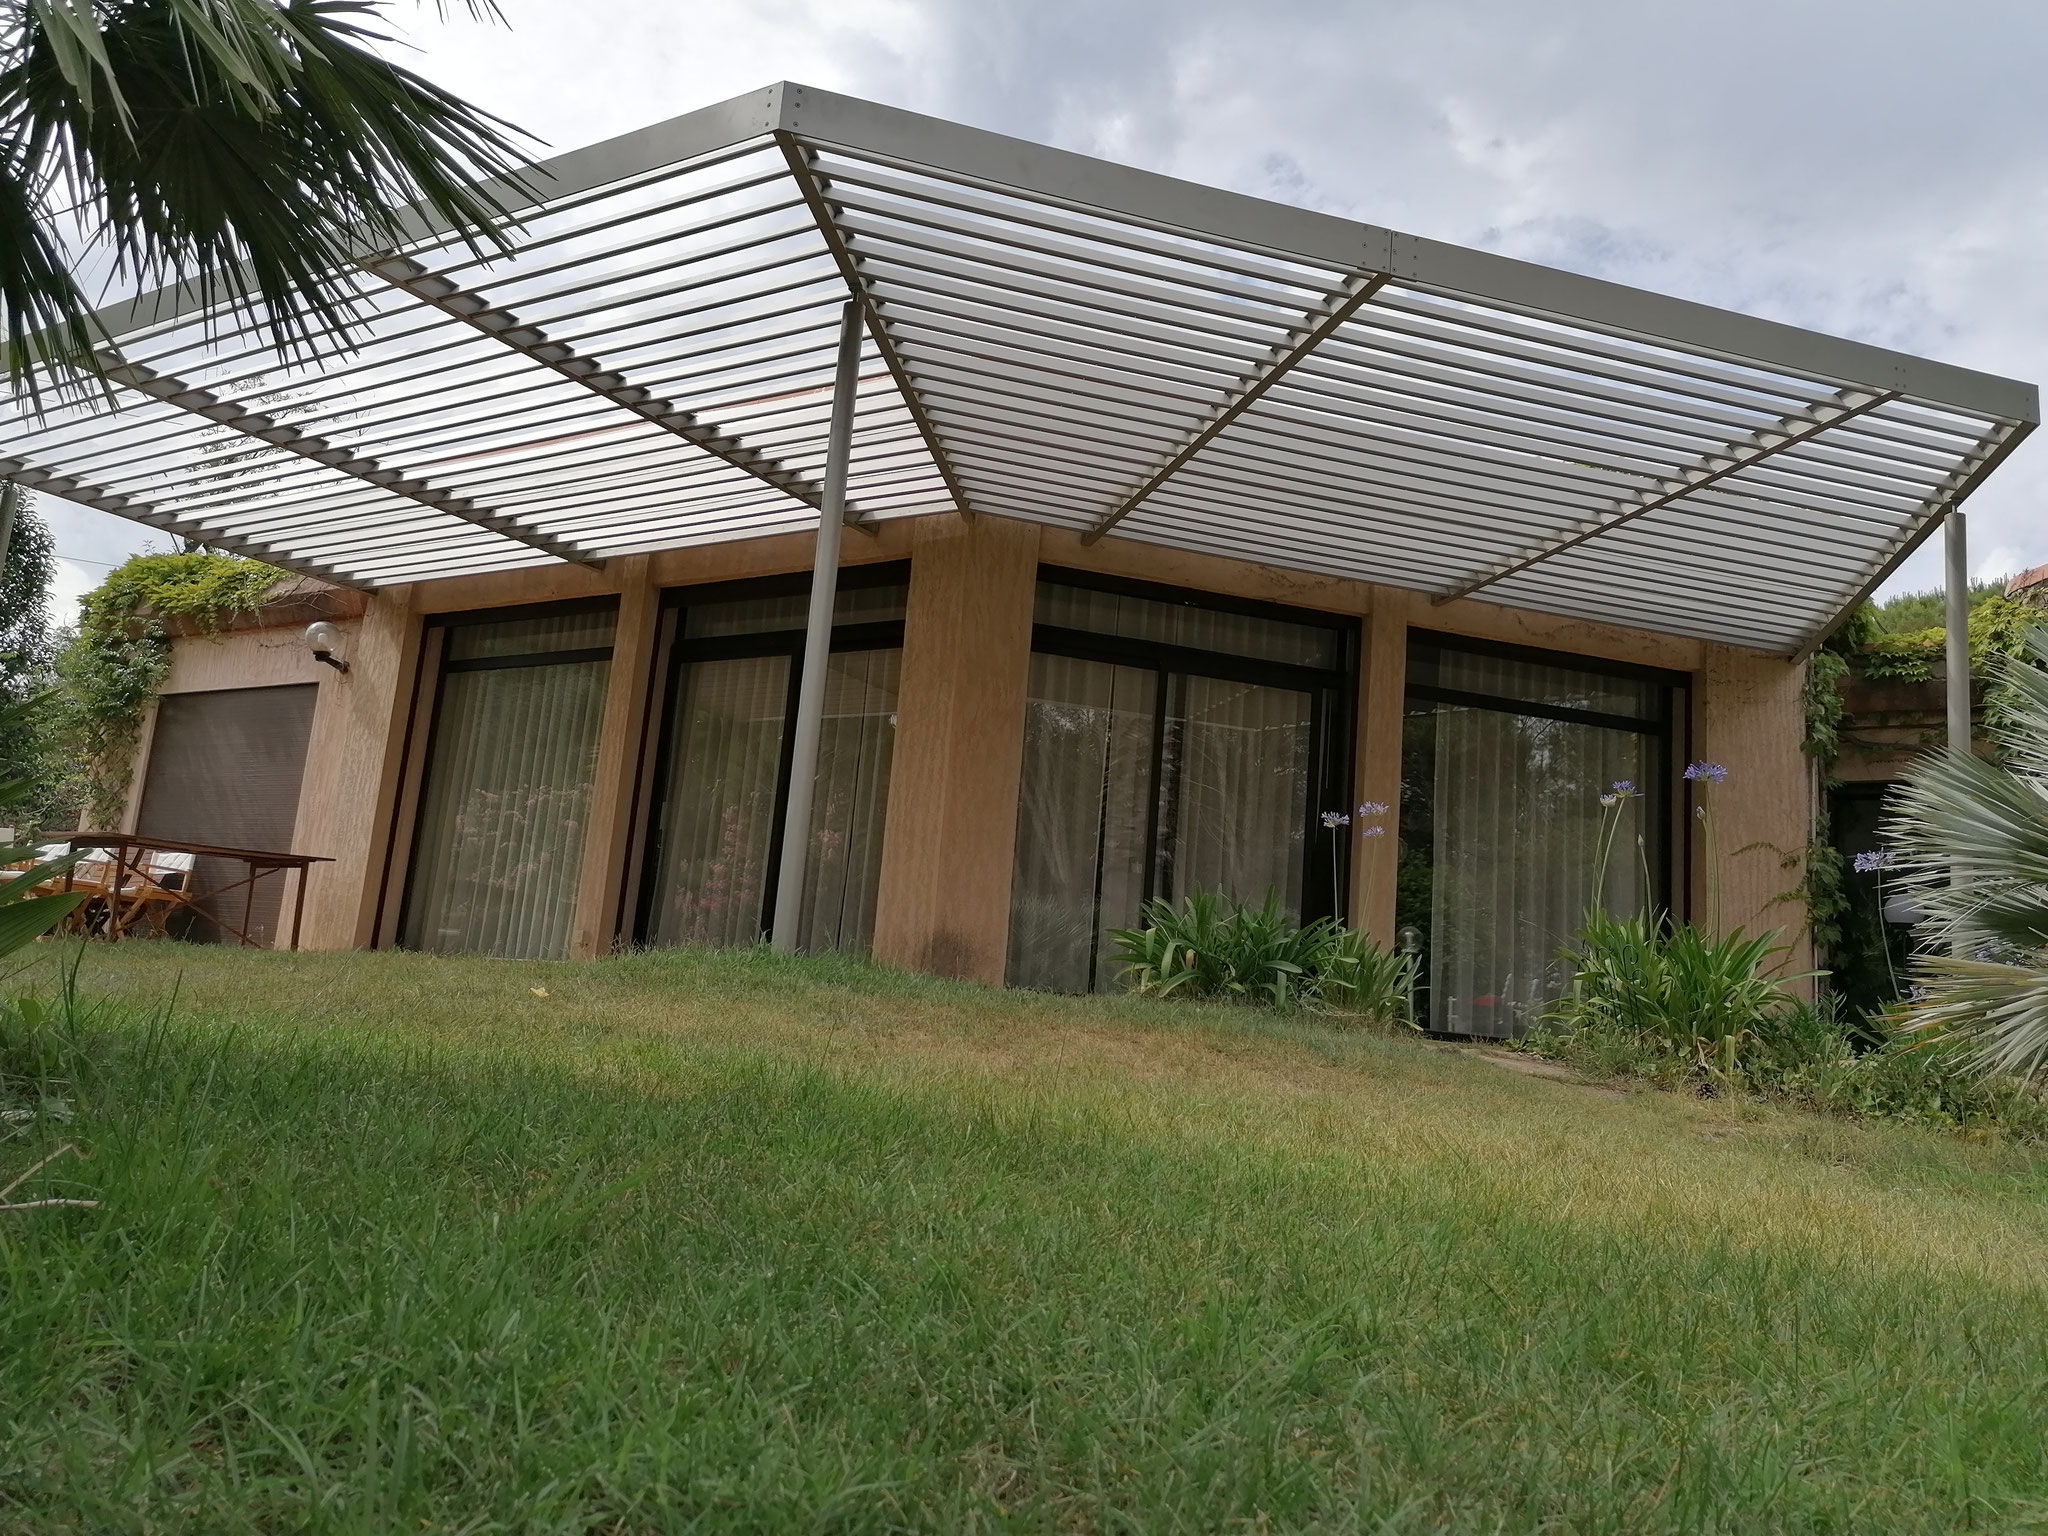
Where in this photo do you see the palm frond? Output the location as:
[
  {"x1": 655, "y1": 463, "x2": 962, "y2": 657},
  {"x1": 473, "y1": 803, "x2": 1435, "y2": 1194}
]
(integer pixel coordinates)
[
  {"x1": 1, "y1": 0, "x2": 540, "y2": 401},
  {"x1": 1889, "y1": 630, "x2": 2048, "y2": 1075}
]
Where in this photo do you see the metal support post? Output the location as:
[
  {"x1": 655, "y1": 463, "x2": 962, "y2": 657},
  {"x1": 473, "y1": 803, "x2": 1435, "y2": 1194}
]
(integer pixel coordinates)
[
  {"x1": 770, "y1": 300, "x2": 862, "y2": 952},
  {"x1": 1945, "y1": 511, "x2": 1971, "y2": 756}
]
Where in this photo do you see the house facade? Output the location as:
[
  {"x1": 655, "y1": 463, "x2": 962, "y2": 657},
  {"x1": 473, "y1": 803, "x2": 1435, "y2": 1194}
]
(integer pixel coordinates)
[
  {"x1": 11, "y1": 83, "x2": 2032, "y2": 1035},
  {"x1": 129, "y1": 518, "x2": 1809, "y2": 1035}
]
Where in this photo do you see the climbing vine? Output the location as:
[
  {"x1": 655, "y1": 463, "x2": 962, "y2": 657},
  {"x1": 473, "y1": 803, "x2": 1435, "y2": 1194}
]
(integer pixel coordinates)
[
  {"x1": 1857, "y1": 592, "x2": 2042, "y2": 683},
  {"x1": 1803, "y1": 648, "x2": 1851, "y2": 761},
  {"x1": 55, "y1": 553, "x2": 285, "y2": 829}
]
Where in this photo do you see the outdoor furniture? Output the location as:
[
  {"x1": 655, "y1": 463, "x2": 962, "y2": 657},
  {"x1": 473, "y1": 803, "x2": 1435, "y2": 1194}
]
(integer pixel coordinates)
[{"x1": 35, "y1": 834, "x2": 330, "y2": 950}]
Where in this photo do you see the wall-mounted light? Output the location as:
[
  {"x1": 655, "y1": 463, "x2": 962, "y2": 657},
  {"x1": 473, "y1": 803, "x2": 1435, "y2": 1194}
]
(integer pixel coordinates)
[{"x1": 304, "y1": 621, "x2": 349, "y2": 673}]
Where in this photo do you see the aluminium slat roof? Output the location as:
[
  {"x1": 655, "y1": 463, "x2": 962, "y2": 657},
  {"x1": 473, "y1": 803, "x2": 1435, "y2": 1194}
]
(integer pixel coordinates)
[{"x1": 2, "y1": 80, "x2": 2034, "y2": 655}]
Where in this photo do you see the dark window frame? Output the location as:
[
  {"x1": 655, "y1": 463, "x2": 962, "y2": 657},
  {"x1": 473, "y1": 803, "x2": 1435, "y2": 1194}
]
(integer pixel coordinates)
[
  {"x1": 394, "y1": 596, "x2": 622, "y2": 953},
  {"x1": 632, "y1": 562, "x2": 911, "y2": 948},
  {"x1": 1400, "y1": 627, "x2": 1688, "y2": 1036},
  {"x1": 1025, "y1": 567, "x2": 1360, "y2": 931}
]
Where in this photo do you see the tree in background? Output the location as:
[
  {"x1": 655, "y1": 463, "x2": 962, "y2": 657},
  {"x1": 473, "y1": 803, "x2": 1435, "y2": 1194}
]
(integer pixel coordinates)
[
  {"x1": 3, "y1": 0, "x2": 532, "y2": 401},
  {"x1": 0, "y1": 486, "x2": 60, "y2": 828}
]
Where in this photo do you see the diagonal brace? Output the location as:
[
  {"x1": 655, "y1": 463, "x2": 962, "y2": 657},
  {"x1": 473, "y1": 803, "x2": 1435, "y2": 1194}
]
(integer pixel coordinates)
[
  {"x1": 1434, "y1": 387, "x2": 1896, "y2": 605},
  {"x1": 775, "y1": 131, "x2": 978, "y2": 521},
  {"x1": 1786, "y1": 414, "x2": 2032, "y2": 662},
  {"x1": 95, "y1": 352, "x2": 593, "y2": 567},
  {"x1": 0, "y1": 454, "x2": 367, "y2": 588},
  {"x1": 363, "y1": 254, "x2": 860, "y2": 525},
  {"x1": 1082, "y1": 270, "x2": 1390, "y2": 544}
]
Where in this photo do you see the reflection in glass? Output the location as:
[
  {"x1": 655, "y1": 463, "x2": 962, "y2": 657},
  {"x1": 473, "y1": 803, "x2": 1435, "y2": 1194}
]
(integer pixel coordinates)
[
  {"x1": 647, "y1": 649, "x2": 899, "y2": 952},
  {"x1": 647, "y1": 653, "x2": 790, "y2": 948},
  {"x1": 1400, "y1": 642, "x2": 1668, "y2": 1037},
  {"x1": 1007, "y1": 656, "x2": 1156, "y2": 993},
  {"x1": 1007, "y1": 656, "x2": 1317, "y2": 993}
]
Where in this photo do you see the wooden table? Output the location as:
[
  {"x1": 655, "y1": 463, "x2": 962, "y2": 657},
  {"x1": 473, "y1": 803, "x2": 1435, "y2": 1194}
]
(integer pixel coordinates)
[{"x1": 46, "y1": 833, "x2": 333, "y2": 950}]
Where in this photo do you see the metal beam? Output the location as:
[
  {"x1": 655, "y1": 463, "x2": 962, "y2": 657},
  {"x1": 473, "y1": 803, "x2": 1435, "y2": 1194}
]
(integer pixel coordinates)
[
  {"x1": 771, "y1": 301, "x2": 861, "y2": 952},
  {"x1": 1434, "y1": 388, "x2": 1896, "y2": 605},
  {"x1": 0, "y1": 454, "x2": 367, "y2": 588},
  {"x1": 776, "y1": 131, "x2": 979, "y2": 520},
  {"x1": 362, "y1": 254, "x2": 851, "y2": 520},
  {"x1": 1082, "y1": 272, "x2": 1388, "y2": 544},
  {"x1": 94, "y1": 352, "x2": 592, "y2": 568}
]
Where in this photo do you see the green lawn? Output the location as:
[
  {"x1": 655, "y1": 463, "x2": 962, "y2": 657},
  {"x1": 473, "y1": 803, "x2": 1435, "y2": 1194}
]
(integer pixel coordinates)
[{"x1": 4, "y1": 942, "x2": 2048, "y2": 1532}]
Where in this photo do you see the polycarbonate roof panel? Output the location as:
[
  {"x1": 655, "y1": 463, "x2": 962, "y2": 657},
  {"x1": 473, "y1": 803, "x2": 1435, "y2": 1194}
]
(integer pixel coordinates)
[{"x1": 1, "y1": 81, "x2": 2032, "y2": 654}]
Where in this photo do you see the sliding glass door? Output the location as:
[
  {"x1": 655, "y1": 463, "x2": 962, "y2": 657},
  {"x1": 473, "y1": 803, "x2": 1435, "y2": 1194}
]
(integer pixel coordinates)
[
  {"x1": 401, "y1": 603, "x2": 617, "y2": 960},
  {"x1": 1400, "y1": 636, "x2": 1679, "y2": 1037},
  {"x1": 637, "y1": 569, "x2": 905, "y2": 954},
  {"x1": 1007, "y1": 573, "x2": 1352, "y2": 993}
]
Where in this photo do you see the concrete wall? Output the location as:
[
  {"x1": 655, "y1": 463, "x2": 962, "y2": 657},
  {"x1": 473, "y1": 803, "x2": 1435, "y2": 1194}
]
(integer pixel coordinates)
[{"x1": 146, "y1": 511, "x2": 1812, "y2": 982}]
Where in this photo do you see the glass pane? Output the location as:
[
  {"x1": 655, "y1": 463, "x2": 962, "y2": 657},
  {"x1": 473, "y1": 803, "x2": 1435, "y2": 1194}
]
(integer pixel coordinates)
[
  {"x1": 1006, "y1": 655, "x2": 1157, "y2": 993},
  {"x1": 402, "y1": 656, "x2": 611, "y2": 959},
  {"x1": 645, "y1": 654, "x2": 791, "y2": 948},
  {"x1": 682, "y1": 582, "x2": 907, "y2": 638},
  {"x1": 445, "y1": 609, "x2": 617, "y2": 662},
  {"x1": 1157, "y1": 675, "x2": 1312, "y2": 917},
  {"x1": 1035, "y1": 580, "x2": 1342, "y2": 669},
  {"x1": 1411, "y1": 641, "x2": 1661, "y2": 722},
  {"x1": 1402, "y1": 703, "x2": 1660, "y2": 1038},
  {"x1": 794, "y1": 649, "x2": 900, "y2": 953}
]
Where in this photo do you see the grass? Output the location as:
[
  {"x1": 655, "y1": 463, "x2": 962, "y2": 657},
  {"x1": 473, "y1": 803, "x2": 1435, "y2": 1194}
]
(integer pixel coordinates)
[{"x1": 4, "y1": 944, "x2": 2048, "y2": 1531}]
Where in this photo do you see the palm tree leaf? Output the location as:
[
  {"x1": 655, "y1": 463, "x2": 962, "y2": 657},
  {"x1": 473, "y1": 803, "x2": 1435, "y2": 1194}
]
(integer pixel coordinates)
[{"x1": 1, "y1": 0, "x2": 539, "y2": 399}]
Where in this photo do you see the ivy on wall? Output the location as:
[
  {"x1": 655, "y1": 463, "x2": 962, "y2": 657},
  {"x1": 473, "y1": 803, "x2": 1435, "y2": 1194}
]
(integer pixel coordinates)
[
  {"x1": 55, "y1": 553, "x2": 286, "y2": 829},
  {"x1": 1857, "y1": 593, "x2": 2042, "y2": 684}
]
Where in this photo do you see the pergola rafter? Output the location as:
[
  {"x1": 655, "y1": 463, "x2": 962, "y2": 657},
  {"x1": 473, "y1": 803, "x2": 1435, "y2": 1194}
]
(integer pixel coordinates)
[{"x1": 0, "y1": 81, "x2": 2031, "y2": 651}]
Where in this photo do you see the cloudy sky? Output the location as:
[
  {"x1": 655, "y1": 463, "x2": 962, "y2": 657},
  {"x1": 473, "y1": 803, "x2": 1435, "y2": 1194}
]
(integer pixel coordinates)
[{"x1": 39, "y1": 0, "x2": 2048, "y2": 623}]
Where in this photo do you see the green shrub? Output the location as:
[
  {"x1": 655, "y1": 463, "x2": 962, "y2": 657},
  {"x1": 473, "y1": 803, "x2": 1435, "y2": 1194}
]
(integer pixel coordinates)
[
  {"x1": 1542, "y1": 911, "x2": 1812, "y2": 1082},
  {"x1": 1109, "y1": 889, "x2": 1413, "y2": 1024},
  {"x1": 1537, "y1": 912, "x2": 2048, "y2": 1137}
]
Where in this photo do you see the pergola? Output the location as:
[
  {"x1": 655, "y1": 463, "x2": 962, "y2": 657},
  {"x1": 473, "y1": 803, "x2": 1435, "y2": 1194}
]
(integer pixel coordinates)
[{"x1": 4, "y1": 80, "x2": 2036, "y2": 662}]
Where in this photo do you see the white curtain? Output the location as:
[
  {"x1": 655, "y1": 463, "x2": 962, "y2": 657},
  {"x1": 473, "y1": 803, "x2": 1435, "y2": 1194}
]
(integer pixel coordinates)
[
  {"x1": 1427, "y1": 708, "x2": 1655, "y2": 1037},
  {"x1": 648, "y1": 648, "x2": 900, "y2": 953},
  {"x1": 1160, "y1": 674, "x2": 1311, "y2": 917},
  {"x1": 1006, "y1": 656, "x2": 1316, "y2": 993},
  {"x1": 402, "y1": 654, "x2": 612, "y2": 959},
  {"x1": 646, "y1": 653, "x2": 791, "y2": 949},
  {"x1": 1006, "y1": 655, "x2": 1156, "y2": 993},
  {"x1": 793, "y1": 649, "x2": 900, "y2": 953}
]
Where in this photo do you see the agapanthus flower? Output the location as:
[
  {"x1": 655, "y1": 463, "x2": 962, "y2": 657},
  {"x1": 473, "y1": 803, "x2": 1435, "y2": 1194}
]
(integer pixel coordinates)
[
  {"x1": 1852, "y1": 849, "x2": 1895, "y2": 874},
  {"x1": 1683, "y1": 761, "x2": 1728, "y2": 783},
  {"x1": 1599, "y1": 794, "x2": 1619, "y2": 808},
  {"x1": 1320, "y1": 811, "x2": 1350, "y2": 829},
  {"x1": 1360, "y1": 825, "x2": 1386, "y2": 838},
  {"x1": 1357, "y1": 801, "x2": 1391, "y2": 818},
  {"x1": 1610, "y1": 780, "x2": 1638, "y2": 797}
]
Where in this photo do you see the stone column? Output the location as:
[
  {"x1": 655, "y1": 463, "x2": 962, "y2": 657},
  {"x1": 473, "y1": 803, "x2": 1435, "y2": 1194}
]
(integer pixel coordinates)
[
  {"x1": 871, "y1": 516, "x2": 1040, "y2": 983},
  {"x1": 1691, "y1": 643, "x2": 1815, "y2": 992},
  {"x1": 296, "y1": 586, "x2": 420, "y2": 950},
  {"x1": 570, "y1": 557, "x2": 659, "y2": 958},
  {"x1": 1351, "y1": 592, "x2": 1408, "y2": 947}
]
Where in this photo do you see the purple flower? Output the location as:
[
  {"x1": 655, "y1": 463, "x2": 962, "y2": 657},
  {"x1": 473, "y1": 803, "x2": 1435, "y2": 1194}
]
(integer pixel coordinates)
[
  {"x1": 1360, "y1": 825, "x2": 1386, "y2": 838},
  {"x1": 1357, "y1": 801, "x2": 1391, "y2": 818},
  {"x1": 1610, "y1": 780, "x2": 1637, "y2": 797},
  {"x1": 1320, "y1": 811, "x2": 1350, "y2": 829},
  {"x1": 1853, "y1": 849, "x2": 1895, "y2": 874},
  {"x1": 1683, "y1": 761, "x2": 1728, "y2": 783}
]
